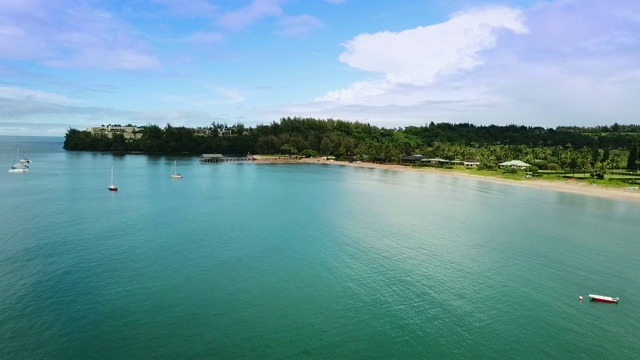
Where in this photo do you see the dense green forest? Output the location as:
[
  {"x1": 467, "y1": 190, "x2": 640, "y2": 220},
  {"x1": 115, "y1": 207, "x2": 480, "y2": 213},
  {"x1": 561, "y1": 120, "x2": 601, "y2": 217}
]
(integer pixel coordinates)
[{"x1": 64, "y1": 118, "x2": 640, "y2": 172}]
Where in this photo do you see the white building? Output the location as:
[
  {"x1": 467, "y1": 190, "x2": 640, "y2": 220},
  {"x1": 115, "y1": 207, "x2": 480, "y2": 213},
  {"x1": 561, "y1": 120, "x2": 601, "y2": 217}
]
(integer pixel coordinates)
[
  {"x1": 86, "y1": 125, "x2": 143, "y2": 140},
  {"x1": 498, "y1": 160, "x2": 531, "y2": 169}
]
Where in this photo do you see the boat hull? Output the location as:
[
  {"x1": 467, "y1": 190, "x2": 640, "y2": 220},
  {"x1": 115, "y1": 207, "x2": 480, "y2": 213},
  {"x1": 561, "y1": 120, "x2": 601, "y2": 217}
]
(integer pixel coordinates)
[
  {"x1": 108, "y1": 167, "x2": 117, "y2": 191},
  {"x1": 589, "y1": 294, "x2": 618, "y2": 303}
]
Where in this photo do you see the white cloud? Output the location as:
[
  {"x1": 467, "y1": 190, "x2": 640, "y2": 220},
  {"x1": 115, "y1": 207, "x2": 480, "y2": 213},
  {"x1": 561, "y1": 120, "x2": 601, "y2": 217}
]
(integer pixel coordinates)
[
  {"x1": 337, "y1": 7, "x2": 527, "y2": 87},
  {"x1": 0, "y1": 0, "x2": 160, "y2": 69},
  {"x1": 0, "y1": 86, "x2": 70, "y2": 104},
  {"x1": 315, "y1": 6, "x2": 527, "y2": 111}
]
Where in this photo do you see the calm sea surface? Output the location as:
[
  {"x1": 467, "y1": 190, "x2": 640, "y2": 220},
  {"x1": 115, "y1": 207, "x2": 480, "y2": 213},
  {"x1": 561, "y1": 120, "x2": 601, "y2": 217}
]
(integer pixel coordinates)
[{"x1": 1, "y1": 136, "x2": 639, "y2": 359}]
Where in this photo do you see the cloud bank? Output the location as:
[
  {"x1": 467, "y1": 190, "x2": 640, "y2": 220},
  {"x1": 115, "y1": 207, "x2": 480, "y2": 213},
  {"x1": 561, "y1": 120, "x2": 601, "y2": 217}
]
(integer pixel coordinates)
[
  {"x1": 3, "y1": 0, "x2": 640, "y2": 136},
  {"x1": 294, "y1": 1, "x2": 640, "y2": 128}
]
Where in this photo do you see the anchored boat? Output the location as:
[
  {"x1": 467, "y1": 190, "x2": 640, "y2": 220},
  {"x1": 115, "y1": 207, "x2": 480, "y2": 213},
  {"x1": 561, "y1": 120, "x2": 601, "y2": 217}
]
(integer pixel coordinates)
[
  {"x1": 589, "y1": 294, "x2": 619, "y2": 303},
  {"x1": 8, "y1": 149, "x2": 29, "y2": 173},
  {"x1": 108, "y1": 166, "x2": 118, "y2": 191},
  {"x1": 170, "y1": 160, "x2": 183, "y2": 179}
]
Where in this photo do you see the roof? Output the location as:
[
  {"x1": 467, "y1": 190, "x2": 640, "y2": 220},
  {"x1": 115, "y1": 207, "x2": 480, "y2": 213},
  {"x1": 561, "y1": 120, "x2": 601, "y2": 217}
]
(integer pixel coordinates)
[
  {"x1": 401, "y1": 155, "x2": 424, "y2": 160},
  {"x1": 201, "y1": 154, "x2": 224, "y2": 158},
  {"x1": 498, "y1": 160, "x2": 531, "y2": 167},
  {"x1": 423, "y1": 158, "x2": 450, "y2": 162}
]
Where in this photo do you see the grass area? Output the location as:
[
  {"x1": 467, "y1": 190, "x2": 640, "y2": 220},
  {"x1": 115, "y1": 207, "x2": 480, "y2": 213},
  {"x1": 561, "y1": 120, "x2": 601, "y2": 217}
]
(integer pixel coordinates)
[{"x1": 420, "y1": 165, "x2": 640, "y2": 189}]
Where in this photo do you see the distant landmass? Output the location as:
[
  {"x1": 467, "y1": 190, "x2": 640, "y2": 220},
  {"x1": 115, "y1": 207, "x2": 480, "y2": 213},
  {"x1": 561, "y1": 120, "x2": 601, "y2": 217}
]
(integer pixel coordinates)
[{"x1": 63, "y1": 117, "x2": 640, "y2": 172}]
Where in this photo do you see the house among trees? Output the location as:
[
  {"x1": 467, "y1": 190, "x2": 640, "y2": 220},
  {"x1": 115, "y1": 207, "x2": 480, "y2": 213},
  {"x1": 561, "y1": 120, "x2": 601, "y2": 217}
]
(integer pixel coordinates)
[
  {"x1": 194, "y1": 127, "x2": 211, "y2": 136},
  {"x1": 217, "y1": 126, "x2": 248, "y2": 136},
  {"x1": 498, "y1": 160, "x2": 531, "y2": 169},
  {"x1": 218, "y1": 128, "x2": 234, "y2": 136}
]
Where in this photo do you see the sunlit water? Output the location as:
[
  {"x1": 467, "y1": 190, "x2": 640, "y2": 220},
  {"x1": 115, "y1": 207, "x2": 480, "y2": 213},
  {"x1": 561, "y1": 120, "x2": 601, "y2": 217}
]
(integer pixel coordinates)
[{"x1": 1, "y1": 136, "x2": 639, "y2": 359}]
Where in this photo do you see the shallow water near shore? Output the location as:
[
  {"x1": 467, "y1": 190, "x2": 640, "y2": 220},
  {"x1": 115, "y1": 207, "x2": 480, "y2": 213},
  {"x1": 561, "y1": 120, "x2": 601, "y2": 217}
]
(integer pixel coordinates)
[{"x1": 1, "y1": 136, "x2": 639, "y2": 359}]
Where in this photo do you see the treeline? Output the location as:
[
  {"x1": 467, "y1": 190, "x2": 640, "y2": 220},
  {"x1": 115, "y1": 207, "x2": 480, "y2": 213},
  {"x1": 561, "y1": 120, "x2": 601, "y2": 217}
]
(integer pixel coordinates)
[
  {"x1": 64, "y1": 124, "x2": 258, "y2": 155},
  {"x1": 63, "y1": 117, "x2": 640, "y2": 171}
]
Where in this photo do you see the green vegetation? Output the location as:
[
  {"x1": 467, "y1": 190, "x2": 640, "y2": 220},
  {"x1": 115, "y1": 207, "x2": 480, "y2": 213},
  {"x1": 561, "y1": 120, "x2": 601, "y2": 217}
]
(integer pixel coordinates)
[{"x1": 64, "y1": 117, "x2": 640, "y2": 185}]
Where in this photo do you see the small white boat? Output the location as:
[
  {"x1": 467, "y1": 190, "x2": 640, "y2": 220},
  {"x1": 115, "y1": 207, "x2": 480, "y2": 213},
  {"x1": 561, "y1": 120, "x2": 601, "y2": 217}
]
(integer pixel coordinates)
[
  {"x1": 8, "y1": 149, "x2": 28, "y2": 173},
  {"x1": 589, "y1": 294, "x2": 619, "y2": 303},
  {"x1": 170, "y1": 160, "x2": 183, "y2": 179},
  {"x1": 108, "y1": 166, "x2": 118, "y2": 191}
]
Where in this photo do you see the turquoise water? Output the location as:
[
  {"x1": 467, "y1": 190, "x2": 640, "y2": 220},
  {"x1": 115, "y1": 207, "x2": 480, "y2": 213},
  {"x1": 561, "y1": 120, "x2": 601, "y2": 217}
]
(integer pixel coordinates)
[{"x1": 1, "y1": 136, "x2": 639, "y2": 359}]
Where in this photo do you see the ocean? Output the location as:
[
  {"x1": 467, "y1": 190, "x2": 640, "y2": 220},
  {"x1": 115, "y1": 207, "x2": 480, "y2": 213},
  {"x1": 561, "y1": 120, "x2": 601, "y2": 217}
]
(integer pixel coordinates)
[{"x1": 1, "y1": 136, "x2": 639, "y2": 359}]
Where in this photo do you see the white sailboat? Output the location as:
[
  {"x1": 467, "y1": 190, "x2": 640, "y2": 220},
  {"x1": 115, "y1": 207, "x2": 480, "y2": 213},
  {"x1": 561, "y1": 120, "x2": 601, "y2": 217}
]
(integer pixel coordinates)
[
  {"x1": 108, "y1": 166, "x2": 118, "y2": 191},
  {"x1": 170, "y1": 160, "x2": 183, "y2": 179},
  {"x1": 8, "y1": 149, "x2": 28, "y2": 173}
]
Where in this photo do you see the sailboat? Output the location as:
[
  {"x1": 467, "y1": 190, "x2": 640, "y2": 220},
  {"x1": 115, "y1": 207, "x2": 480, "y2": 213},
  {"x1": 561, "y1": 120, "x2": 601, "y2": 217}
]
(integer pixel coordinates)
[
  {"x1": 8, "y1": 149, "x2": 28, "y2": 173},
  {"x1": 170, "y1": 160, "x2": 183, "y2": 179},
  {"x1": 108, "y1": 166, "x2": 118, "y2": 191}
]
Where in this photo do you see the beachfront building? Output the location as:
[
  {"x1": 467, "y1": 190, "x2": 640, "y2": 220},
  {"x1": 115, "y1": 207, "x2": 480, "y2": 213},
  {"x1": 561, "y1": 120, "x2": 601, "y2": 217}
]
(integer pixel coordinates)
[
  {"x1": 86, "y1": 125, "x2": 143, "y2": 140},
  {"x1": 422, "y1": 158, "x2": 450, "y2": 166},
  {"x1": 498, "y1": 160, "x2": 531, "y2": 169},
  {"x1": 464, "y1": 161, "x2": 480, "y2": 168},
  {"x1": 400, "y1": 154, "x2": 424, "y2": 164}
]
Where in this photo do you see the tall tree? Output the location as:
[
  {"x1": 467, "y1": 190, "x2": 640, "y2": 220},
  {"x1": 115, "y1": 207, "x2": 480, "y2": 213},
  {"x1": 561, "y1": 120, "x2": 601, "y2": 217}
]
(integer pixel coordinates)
[
  {"x1": 590, "y1": 143, "x2": 600, "y2": 165},
  {"x1": 601, "y1": 147, "x2": 610, "y2": 163},
  {"x1": 627, "y1": 141, "x2": 639, "y2": 171}
]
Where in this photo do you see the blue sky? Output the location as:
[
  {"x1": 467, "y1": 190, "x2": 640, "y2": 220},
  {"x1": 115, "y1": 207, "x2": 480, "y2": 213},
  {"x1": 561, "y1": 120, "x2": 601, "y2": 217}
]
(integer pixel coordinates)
[{"x1": 1, "y1": 0, "x2": 639, "y2": 136}]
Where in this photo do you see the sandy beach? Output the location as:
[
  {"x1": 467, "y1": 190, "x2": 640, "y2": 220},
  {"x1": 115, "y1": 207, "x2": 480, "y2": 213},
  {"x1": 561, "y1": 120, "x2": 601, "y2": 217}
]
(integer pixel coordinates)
[{"x1": 252, "y1": 156, "x2": 640, "y2": 203}]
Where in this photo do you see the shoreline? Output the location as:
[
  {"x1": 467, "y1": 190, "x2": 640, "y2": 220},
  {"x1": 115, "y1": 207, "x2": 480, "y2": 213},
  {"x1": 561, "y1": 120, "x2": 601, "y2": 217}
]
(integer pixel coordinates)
[{"x1": 252, "y1": 156, "x2": 640, "y2": 203}]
